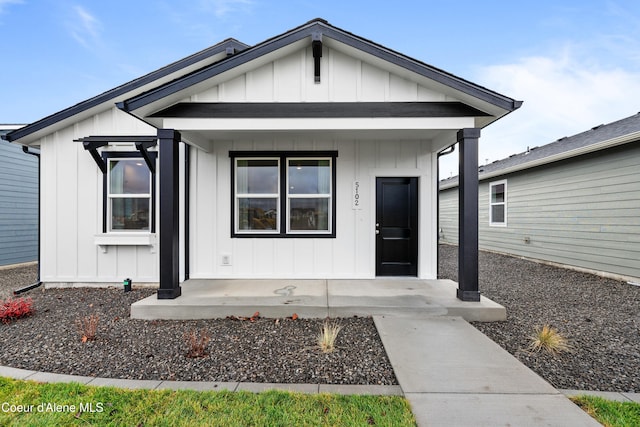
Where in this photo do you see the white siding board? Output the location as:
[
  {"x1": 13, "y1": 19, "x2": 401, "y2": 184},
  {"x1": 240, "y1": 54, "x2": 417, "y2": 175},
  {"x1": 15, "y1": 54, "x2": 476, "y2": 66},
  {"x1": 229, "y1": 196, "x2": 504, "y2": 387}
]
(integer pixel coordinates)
[
  {"x1": 54, "y1": 128, "x2": 79, "y2": 280},
  {"x1": 220, "y1": 75, "x2": 246, "y2": 101},
  {"x1": 330, "y1": 49, "x2": 359, "y2": 101},
  {"x1": 246, "y1": 63, "x2": 274, "y2": 101},
  {"x1": 194, "y1": 86, "x2": 219, "y2": 102},
  {"x1": 389, "y1": 74, "x2": 418, "y2": 101},
  {"x1": 360, "y1": 62, "x2": 387, "y2": 101},
  {"x1": 274, "y1": 50, "x2": 303, "y2": 101}
]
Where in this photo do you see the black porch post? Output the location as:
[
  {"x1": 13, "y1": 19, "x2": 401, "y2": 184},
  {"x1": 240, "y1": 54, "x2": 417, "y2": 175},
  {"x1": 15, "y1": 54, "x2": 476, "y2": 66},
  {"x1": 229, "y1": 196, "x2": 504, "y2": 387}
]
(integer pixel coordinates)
[
  {"x1": 457, "y1": 128, "x2": 481, "y2": 301},
  {"x1": 157, "y1": 129, "x2": 182, "y2": 299}
]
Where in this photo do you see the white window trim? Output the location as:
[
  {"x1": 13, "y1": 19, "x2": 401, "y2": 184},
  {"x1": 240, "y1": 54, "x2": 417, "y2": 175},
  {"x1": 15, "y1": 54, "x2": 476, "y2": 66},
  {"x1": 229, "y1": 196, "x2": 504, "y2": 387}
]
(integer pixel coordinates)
[
  {"x1": 234, "y1": 157, "x2": 281, "y2": 234},
  {"x1": 286, "y1": 157, "x2": 333, "y2": 235},
  {"x1": 106, "y1": 157, "x2": 153, "y2": 233},
  {"x1": 489, "y1": 179, "x2": 507, "y2": 227}
]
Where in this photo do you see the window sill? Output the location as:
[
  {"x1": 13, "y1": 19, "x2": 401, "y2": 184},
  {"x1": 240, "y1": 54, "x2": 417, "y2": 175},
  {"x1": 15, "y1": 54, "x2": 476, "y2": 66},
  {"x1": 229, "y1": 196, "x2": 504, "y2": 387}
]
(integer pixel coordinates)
[{"x1": 94, "y1": 233, "x2": 157, "y2": 253}]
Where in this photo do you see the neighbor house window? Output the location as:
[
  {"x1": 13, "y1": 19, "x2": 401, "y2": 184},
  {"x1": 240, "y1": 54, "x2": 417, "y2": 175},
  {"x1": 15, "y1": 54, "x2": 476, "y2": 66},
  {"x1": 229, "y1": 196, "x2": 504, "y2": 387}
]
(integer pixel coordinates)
[
  {"x1": 231, "y1": 151, "x2": 337, "y2": 237},
  {"x1": 104, "y1": 152, "x2": 156, "y2": 232},
  {"x1": 489, "y1": 180, "x2": 507, "y2": 226}
]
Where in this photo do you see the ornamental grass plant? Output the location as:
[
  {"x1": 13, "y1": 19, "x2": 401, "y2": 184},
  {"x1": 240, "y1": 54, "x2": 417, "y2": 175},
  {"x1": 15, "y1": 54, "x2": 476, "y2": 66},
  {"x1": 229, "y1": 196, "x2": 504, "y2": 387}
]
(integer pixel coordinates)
[
  {"x1": 528, "y1": 324, "x2": 572, "y2": 356},
  {"x1": 317, "y1": 319, "x2": 342, "y2": 353}
]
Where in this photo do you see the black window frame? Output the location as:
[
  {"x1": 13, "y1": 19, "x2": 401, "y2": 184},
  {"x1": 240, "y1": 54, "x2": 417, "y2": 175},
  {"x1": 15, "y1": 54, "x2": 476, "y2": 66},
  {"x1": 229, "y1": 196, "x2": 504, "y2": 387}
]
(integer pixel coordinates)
[
  {"x1": 230, "y1": 151, "x2": 338, "y2": 238},
  {"x1": 102, "y1": 151, "x2": 157, "y2": 233}
]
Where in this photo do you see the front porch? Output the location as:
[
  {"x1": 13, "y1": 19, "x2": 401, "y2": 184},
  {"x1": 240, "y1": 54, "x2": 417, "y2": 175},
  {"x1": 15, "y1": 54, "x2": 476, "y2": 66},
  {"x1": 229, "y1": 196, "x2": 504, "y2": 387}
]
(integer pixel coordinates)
[{"x1": 131, "y1": 279, "x2": 506, "y2": 322}]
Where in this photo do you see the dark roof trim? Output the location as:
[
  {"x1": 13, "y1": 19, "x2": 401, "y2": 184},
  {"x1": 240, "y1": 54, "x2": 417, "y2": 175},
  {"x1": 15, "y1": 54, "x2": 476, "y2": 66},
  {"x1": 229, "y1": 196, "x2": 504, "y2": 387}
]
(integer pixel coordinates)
[
  {"x1": 150, "y1": 102, "x2": 490, "y2": 119},
  {"x1": 74, "y1": 135, "x2": 158, "y2": 144},
  {"x1": 121, "y1": 18, "x2": 521, "y2": 114},
  {"x1": 439, "y1": 112, "x2": 640, "y2": 189},
  {"x1": 3, "y1": 39, "x2": 249, "y2": 143}
]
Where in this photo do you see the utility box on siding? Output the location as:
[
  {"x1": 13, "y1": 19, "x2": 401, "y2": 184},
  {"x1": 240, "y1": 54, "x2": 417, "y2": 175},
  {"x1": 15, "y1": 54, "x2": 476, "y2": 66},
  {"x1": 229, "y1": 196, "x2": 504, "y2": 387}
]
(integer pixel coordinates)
[{"x1": 0, "y1": 125, "x2": 38, "y2": 266}]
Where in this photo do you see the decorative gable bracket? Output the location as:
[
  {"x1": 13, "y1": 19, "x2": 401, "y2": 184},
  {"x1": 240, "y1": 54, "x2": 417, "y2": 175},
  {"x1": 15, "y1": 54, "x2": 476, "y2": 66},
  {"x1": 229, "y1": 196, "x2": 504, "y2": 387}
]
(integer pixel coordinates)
[
  {"x1": 312, "y1": 32, "x2": 322, "y2": 83},
  {"x1": 76, "y1": 135, "x2": 158, "y2": 174}
]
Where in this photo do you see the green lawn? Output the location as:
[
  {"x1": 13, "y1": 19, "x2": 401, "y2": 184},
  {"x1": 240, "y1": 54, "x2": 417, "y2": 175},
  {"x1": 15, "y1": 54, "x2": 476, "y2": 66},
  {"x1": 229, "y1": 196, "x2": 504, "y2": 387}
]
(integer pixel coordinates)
[
  {"x1": 571, "y1": 395, "x2": 640, "y2": 427},
  {"x1": 0, "y1": 377, "x2": 416, "y2": 426}
]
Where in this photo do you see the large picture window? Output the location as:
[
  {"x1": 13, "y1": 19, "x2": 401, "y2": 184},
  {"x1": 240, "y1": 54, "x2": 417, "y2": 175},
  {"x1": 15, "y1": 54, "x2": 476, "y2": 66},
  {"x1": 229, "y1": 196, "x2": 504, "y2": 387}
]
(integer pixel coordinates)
[
  {"x1": 103, "y1": 152, "x2": 156, "y2": 232},
  {"x1": 489, "y1": 180, "x2": 507, "y2": 227},
  {"x1": 231, "y1": 151, "x2": 337, "y2": 237}
]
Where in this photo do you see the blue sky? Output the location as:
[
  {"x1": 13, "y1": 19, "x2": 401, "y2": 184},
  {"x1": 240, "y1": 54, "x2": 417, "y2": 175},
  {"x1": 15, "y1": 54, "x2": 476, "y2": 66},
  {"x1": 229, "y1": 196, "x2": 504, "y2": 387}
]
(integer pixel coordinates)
[{"x1": 2, "y1": 0, "x2": 640, "y2": 178}]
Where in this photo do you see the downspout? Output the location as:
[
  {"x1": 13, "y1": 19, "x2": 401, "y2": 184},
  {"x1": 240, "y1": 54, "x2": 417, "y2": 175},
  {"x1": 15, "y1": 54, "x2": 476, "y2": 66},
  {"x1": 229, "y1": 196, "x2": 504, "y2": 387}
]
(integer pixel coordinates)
[
  {"x1": 14, "y1": 146, "x2": 42, "y2": 294},
  {"x1": 436, "y1": 144, "x2": 456, "y2": 277}
]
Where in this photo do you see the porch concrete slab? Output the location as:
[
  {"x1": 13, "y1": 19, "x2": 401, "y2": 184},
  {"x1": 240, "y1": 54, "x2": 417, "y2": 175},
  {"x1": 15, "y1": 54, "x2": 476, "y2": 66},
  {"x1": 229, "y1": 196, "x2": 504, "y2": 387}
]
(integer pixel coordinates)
[
  {"x1": 0, "y1": 365, "x2": 36, "y2": 380},
  {"x1": 156, "y1": 381, "x2": 238, "y2": 392},
  {"x1": 132, "y1": 279, "x2": 328, "y2": 320},
  {"x1": 318, "y1": 384, "x2": 403, "y2": 396},
  {"x1": 131, "y1": 278, "x2": 506, "y2": 321},
  {"x1": 561, "y1": 389, "x2": 636, "y2": 402},
  {"x1": 406, "y1": 393, "x2": 601, "y2": 427},
  {"x1": 27, "y1": 372, "x2": 95, "y2": 385},
  {"x1": 329, "y1": 279, "x2": 505, "y2": 321},
  {"x1": 235, "y1": 382, "x2": 319, "y2": 393},
  {"x1": 86, "y1": 377, "x2": 163, "y2": 390},
  {"x1": 374, "y1": 316, "x2": 556, "y2": 394}
]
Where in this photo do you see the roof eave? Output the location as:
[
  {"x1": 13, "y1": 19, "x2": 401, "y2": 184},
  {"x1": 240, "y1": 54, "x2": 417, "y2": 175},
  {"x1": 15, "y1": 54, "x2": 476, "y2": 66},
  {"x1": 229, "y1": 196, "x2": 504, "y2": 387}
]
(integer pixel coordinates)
[{"x1": 4, "y1": 38, "x2": 249, "y2": 145}]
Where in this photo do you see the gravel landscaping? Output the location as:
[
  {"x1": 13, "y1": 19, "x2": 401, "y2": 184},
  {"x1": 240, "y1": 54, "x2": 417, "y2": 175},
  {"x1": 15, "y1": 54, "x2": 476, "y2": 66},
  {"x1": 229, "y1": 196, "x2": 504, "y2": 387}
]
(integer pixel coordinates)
[
  {"x1": 2, "y1": 246, "x2": 639, "y2": 392},
  {"x1": 438, "y1": 244, "x2": 640, "y2": 393},
  {"x1": 0, "y1": 265, "x2": 395, "y2": 385}
]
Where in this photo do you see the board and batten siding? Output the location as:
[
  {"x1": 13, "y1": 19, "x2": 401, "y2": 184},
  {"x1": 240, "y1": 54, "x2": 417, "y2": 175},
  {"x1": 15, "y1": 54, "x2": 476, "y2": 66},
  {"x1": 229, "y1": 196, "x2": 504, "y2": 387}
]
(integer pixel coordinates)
[
  {"x1": 38, "y1": 108, "x2": 159, "y2": 284},
  {"x1": 189, "y1": 138, "x2": 437, "y2": 279},
  {"x1": 0, "y1": 137, "x2": 38, "y2": 266},
  {"x1": 439, "y1": 143, "x2": 640, "y2": 281}
]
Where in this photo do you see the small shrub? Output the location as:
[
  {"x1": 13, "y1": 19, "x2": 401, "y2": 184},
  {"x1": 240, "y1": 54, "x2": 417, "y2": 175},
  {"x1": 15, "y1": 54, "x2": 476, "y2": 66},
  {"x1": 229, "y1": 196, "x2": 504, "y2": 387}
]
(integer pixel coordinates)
[
  {"x1": 184, "y1": 329, "x2": 211, "y2": 358},
  {"x1": 317, "y1": 319, "x2": 342, "y2": 353},
  {"x1": 528, "y1": 324, "x2": 572, "y2": 355},
  {"x1": 76, "y1": 314, "x2": 100, "y2": 342},
  {"x1": 0, "y1": 297, "x2": 34, "y2": 323}
]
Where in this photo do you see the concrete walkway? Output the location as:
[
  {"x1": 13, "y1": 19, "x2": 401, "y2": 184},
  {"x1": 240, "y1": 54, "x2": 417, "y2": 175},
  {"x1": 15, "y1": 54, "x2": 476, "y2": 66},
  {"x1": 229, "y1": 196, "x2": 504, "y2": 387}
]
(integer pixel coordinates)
[{"x1": 374, "y1": 315, "x2": 603, "y2": 426}]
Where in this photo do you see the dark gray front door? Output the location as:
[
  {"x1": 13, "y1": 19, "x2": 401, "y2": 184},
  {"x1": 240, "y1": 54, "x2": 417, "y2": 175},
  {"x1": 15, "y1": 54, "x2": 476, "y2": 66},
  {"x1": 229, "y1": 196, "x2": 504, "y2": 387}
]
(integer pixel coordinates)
[{"x1": 375, "y1": 177, "x2": 418, "y2": 276}]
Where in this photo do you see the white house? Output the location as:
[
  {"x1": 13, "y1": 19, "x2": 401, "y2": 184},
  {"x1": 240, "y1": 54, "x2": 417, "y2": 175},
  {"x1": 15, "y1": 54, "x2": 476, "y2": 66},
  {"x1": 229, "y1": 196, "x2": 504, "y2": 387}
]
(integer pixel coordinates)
[{"x1": 2, "y1": 18, "x2": 521, "y2": 301}]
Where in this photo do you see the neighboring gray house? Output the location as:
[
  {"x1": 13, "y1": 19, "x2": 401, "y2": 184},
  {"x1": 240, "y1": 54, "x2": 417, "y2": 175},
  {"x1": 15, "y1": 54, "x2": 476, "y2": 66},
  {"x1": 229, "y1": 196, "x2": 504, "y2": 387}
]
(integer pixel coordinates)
[
  {"x1": 0, "y1": 125, "x2": 38, "y2": 266},
  {"x1": 439, "y1": 113, "x2": 640, "y2": 282}
]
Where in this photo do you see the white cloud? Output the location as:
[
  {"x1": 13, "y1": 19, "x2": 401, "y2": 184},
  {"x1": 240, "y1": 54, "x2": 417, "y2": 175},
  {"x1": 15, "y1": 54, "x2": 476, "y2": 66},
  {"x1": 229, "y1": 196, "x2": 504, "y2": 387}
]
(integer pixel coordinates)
[
  {"x1": 200, "y1": 0, "x2": 253, "y2": 18},
  {"x1": 440, "y1": 45, "x2": 640, "y2": 179},
  {"x1": 68, "y1": 5, "x2": 102, "y2": 48}
]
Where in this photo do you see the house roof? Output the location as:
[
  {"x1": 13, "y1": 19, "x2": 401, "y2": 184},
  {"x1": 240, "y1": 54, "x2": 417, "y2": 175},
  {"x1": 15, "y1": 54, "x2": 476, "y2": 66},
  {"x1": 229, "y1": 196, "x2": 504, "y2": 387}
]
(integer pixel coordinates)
[
  {"x1": 2, "y1": 39, "x2": 249, "y2": 144},
  {"x1": 120, "y1": 18, "x2": 522, "y2": 116},
  {"x1": 440, "y1": 112, "x2": 640, "y2": 189},
  {"x1": 4, "y1": 18, "x2": 521, "y2": 146}
]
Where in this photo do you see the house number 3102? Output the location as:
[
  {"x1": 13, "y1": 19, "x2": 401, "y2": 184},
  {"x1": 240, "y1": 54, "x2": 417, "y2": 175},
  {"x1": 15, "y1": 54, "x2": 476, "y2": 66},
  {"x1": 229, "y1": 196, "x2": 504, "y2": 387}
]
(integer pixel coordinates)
[{"x1": 352, "y1": 181, "x2": 362, "y2": 210}]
